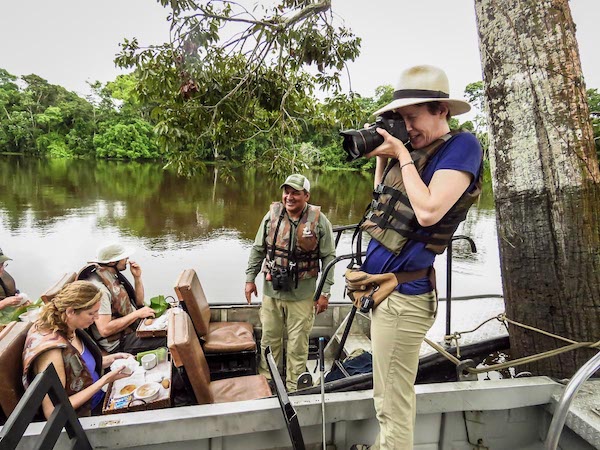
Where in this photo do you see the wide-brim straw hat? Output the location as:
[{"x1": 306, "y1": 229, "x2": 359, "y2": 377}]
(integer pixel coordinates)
[
  {"x1": 372, "y1": 65, "x2": 471, "y2": 117},
  {"x1": 91, "y1": 243, "x2": 135, "y2": 264}
]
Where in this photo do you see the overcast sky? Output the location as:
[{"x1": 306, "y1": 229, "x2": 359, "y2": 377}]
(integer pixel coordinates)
[{"x1": 0, "y1": 1, "x2": 598, "y2": 102}]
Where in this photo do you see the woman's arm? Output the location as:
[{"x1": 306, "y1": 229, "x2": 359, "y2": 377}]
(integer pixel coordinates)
[
  {"x1": 34, "y1": 349, "x2": 128, "y2": 419},
  {"x1": 374, "y1": 156, "x2": 389, "y2": 188},
  {"x1": 366, "y1": 129, "x2": 472, "y2": 227}
]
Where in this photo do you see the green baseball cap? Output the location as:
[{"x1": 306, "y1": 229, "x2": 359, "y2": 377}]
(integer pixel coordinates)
[
  {"x1": 280, "y1": 174, "x2": 310, "y2": 193},
  {"x1": 0, "y1": 247, "x2": 12, "y2": 264}
]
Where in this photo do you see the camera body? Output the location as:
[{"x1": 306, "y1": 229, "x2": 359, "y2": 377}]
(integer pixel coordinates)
[
  {"x1": 359, "y1": 295, "x2": 375, "y2": 313},
  {"x1": 271, "y1": 267, "x2": 293, "y2": 291},
  {"x1": 339, "y1": 112, "x2": 409, "y2": 161}
]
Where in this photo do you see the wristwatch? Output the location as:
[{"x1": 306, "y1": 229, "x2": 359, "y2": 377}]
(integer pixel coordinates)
[{"x1": 321, "y1": 292, "x2": 331, "y2": 300}]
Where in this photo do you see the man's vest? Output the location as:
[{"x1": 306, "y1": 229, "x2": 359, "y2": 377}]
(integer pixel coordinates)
[
  {"x1": 22, "y1": 327, "x2": 103, "y2": 417},
  {"x1": 78, "y1": 264, "x2": 137, "y2": 344},
  {"x1": 0, "y1": 271, "x2": 17, "y2": 300},
  {"x1": 263, "y1": 202, "x2": 321, "y2": 281},
  {"x1": 361, "y1": 132, "x2": 483, "y2": 255}
]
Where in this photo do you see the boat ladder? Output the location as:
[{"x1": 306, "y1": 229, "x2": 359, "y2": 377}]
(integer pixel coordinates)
[{"x1": 0, "y1": 363, "x2": 92, "y2": 450}]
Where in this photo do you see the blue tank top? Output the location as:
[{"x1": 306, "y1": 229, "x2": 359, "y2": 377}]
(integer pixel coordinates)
[{"x1": 80, "y1": 343, "x2": 103, "y2": 410}]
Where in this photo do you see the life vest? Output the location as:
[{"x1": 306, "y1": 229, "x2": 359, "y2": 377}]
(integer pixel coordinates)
[
  {"x1": 361, "y1": 131, "x2": 483, "y2": 255},
  {"x1": 78, "y1": 263, "x2": 137, "y2": 344},
  {"x1": 263, "y1": 202, "x2": 321, "y2": 282},
  {"x1": 0, "y1": 271, "x2": 17, "y2": 299},
  {"x1": 22, "y1": 327, "x2": 103, "y2": 417}
]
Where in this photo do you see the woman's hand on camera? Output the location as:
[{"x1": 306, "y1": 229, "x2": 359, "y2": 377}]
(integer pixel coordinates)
[{"x1": 365, "y1": 128, "x2": 410, "y2": 162}]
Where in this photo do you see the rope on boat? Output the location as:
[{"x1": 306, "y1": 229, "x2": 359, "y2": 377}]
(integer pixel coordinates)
[{"x1": 424, "y1": 313, "x2": 600, "y2": 375}]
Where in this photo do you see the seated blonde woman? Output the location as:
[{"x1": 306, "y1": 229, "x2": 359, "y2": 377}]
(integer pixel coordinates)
[{"x1": 22, "y1": 281, "x2": 131, "y2": 418}]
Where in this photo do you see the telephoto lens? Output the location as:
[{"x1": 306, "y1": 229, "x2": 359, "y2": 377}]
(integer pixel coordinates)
[
  {"x1": 339, "y1": 112, "x2": 409, "y2": 161},
  {"x1": 340, "y1": 124, "x2": 384, "y2": 161}
]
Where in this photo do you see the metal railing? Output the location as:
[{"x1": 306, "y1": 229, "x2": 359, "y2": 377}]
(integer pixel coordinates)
[
  {"x1": 265, "y1": 346, "x2": 305, "y2": 450},
  {"x1": 544, "y1": 351, "x2": 600, "y2": 450},
  {"x1": 0, "y1": 363, "x2": 92, "y2": 450}
]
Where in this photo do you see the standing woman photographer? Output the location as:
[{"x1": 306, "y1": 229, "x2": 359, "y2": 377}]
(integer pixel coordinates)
[
  {"x1": 357, "y1": 65, "x2": 483, "y2": 449},
  {"x1": 22, "y1": 281, "x2": 131, "y2": 418}
]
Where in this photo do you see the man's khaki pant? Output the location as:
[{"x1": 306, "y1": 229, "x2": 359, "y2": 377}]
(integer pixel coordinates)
[
  {"x1": 370, "y1": 290, "x2": 437, "y2": 450},
  {"x1": 259, "y1": 295, "x2": 315, "y2": 392}
]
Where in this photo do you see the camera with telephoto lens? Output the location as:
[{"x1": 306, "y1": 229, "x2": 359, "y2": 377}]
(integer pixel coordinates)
[
  {"x1": 339, "y1": 112, "x2": 409, "y2": 161},
  {"x1": 271, "y1": 267, "x2": 293, "y2": 291}
]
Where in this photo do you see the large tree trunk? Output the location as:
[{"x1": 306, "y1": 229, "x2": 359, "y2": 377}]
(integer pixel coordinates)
[{"x1": 474, "y1": 0, "x2": 600, "y2": 378}]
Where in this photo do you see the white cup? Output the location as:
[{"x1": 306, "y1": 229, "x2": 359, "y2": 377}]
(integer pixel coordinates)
[{"x1": 141, "y1": 353, "x2": 157, "y2": 370}]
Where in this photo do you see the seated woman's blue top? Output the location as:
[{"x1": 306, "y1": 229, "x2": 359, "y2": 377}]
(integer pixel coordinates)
[
  {"x1": 362, "y1": 132, "x2": 483, "y2": 295},
  {"x1": 80, "y1": 343, "x2": 104, "y2": 410}
]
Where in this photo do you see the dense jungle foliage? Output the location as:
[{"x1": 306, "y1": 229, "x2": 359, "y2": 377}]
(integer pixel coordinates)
[
  {"x1": 2, "y1": 67, "x2": 598, "y2": 172},
  {"x1": 1, "y1": 0, "x2": 599, "y2": 173}
]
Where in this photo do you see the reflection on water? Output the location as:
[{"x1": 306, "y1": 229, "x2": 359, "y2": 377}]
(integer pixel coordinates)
[{"x1": 0, "y1": 157, "x2": 501, "y2": 304}]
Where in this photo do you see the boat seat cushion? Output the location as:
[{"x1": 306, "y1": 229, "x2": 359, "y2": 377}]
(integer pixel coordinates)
[
  {"x1": 174, "y1": 269, "x2": 256, "y2": 352},
  {"x1": 174, "y1": 269, "x2": 212, "y2": 337},
  {"x1": 41, "y1": 272, "x2": 77, "y2": 303},
  {"x1": 209, "y1": 374, "x2": 272, "y2": 404},
  {"x1": 204, "y1": 322, "x2": 256, "y2": 353},
  {"x1": 167, "y1": 308, "x2": 213, "y2": 405},
  {"x1": 167, "y1": 309, "x2": 272, "y2": 405},
  {"x1": 0, "y1": 321, "x2": 33, "y2": 417}
]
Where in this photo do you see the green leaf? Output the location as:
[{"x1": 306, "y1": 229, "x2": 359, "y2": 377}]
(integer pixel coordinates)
[{"x1": 149, "y1": 294, "x2": 168, "y2": 318}]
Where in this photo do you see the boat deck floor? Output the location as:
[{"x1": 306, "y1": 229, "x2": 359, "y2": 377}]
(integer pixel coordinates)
[{"x1": 549, "y1": 379, "x2": 600, "y2": 449}]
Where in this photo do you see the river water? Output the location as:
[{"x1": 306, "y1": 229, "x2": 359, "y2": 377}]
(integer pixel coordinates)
[{"x1": 0, "y1": 157, "x2": 502, "y2": 305}]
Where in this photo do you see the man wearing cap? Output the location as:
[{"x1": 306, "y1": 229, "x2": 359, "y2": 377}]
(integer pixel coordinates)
[
  {"x1": 0, "y1": 247, "x2": 26, "y2": 310},
  {"x1": 352, "y1": 65, "x2": 483, "y2": 449},
  {"x1": 78, "y1": 243, "x2": 165, "y2": 354},
  {"x1": 245, "y1": 174, "x2": 335, "y2": 392}
]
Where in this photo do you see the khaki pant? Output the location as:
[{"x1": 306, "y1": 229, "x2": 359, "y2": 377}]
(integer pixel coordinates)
[
  {"x1": 370, "y1": 290, "x2": 437, "y2": 450},
  {"x1": 259, "y1": 295, "x2": 315, "y2": 392}
]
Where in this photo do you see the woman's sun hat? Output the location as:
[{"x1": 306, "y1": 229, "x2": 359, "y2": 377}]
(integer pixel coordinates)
[
  {"x1": 372, "y1": 65, "x2": 471, "y2": 117},
  {"x1": 92, "y1": 242, "x2": 135, "y2": 264}
]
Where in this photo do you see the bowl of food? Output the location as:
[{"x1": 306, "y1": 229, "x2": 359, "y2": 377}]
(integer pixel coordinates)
[
  {"x1": 134, "y1": 382, "x2": 161, "y2": 402},
  {"x1": 116, "y1": 384, "x2": 137, "y2": 397}
]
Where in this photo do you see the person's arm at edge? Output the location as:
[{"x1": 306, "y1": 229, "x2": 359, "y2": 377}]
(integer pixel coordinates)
[{"x1": 245, "y1": 212, "x2": 269, "y2": 303}]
